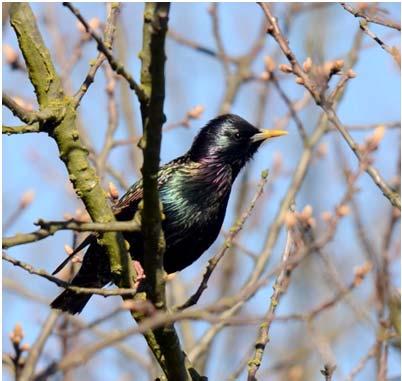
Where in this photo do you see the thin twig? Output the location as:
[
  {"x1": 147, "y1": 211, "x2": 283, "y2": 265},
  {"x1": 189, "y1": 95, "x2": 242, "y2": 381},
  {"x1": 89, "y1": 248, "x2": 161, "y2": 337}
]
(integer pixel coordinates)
[
  {"x1": 73, "y1": 3, "x2": 120, "y2": 107},
  {"x1": 258, "y1": 2, "x2": 401, "y2": 209},
  {"x1": 358, "y1": 19, "x2": 400, "y2": 65},
  {"x1": 18, "y1": 310, "x2": 61, "y2": 381},
  {"x1": 2, "y1": 252, "x2": 138, "y2": 297},
  {"x1": 209, "y1": 4, "x2": 229, "y2": 74},
  {"x1": 340, "y1": 3, "x2": 401, "y2": 31},
  {"x1": 3, "y1": 123, "x2": 40, "y2": 135},
  {"x1": 63, "y1": 2, "x2": 146, "y2": 103},
  {"x1": 3, "y1": 219, "x2": 140, "y2": 249},
  {"x1": 168, "y1": 29, "x2": 236, "y2": 62},
  {"x1": 323, "y1": 105, "x2": 400, "y2": 209},
  {"x1": 321, "y1": 363, "x2": 337, "y2": 381},
  {"x1": 344, "y1": 343, "x2": 377, "y2": 381},
  {"x1": 97, "y1": 65, "x2": 119, "y2": 176},
  {"x1": 4, "y1": 277, "x2": 151, "y2": 372},
  {"x1": 247, "y1": 222, "x2": 296, "y2": 381},
  {"x1": 177, "y1": 170, "x2": 269, "y2": 310},
  {"x1": 188, "y1": 27, "x2": 364, "y2": 365},
  {"x1": 270, "y1": 71, "x2": 308, "y2": 143},
  {"x1": 331, "y1": 121, "x2": 400, "y2": 132}
]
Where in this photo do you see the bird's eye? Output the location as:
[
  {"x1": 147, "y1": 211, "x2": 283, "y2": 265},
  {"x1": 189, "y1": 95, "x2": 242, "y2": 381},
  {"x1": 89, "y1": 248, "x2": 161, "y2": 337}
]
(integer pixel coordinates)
[{"x1": 234, "y1": 132, "x2": 241, "y2": 140}]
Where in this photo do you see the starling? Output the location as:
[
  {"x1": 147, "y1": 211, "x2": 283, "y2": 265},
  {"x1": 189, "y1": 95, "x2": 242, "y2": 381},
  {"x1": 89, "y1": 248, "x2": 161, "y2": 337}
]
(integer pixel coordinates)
[{"x1": 50, "y1": 114, "x2": 287, "y2": 314}]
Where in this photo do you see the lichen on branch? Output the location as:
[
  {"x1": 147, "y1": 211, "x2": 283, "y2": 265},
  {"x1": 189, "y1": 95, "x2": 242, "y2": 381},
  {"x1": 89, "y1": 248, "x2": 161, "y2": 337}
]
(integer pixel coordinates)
[{"x1": 8, "y1": 2, "x2": 129, "y2": 283}]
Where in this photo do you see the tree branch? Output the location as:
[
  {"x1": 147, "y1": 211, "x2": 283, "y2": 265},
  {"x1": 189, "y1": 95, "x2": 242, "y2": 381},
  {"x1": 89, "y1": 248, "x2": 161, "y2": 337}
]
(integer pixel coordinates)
[
  {"x1": 188, "y1": 27, "x2": 364, "y2": 365},
  {"x1": 323, "y1": 105, "x2": 401, "y2": 209},
  {"x1": 247, "y1": 223, "x2": 297, "y2": 381},
  {"x1": 178, "y1": 170, "x2": 269, "y2": 310},
  {"x1": 9, "y1": 2, "x2": 130, "y2": 289},
  {"x1": 73, "y1": 3, "x2": 120, "y2": 107},
  {"x1": 63, "y1": 2, "x2": 146, "y2": 103},
  {"x1": 2, "y1": 94, "x2": 59, "y2": 126},
  {"x1": 258, "y1": 2, "x2": 401, "y2": 210},
  {"x1": 2, "y1": 219, "x2": 141, "y2": 249},
  {"x1": 3, "y1": 123, "x2": 40, "y2": 135},
  {"x1": 358, "y1": 19, "x2": 400, "y2": 65},
  {"x1": 18, "y1": 310, "x2": 60, "y2": 381},
  {"x1": 340, "y1": 3, "x2": 401, "y2": 31},
  {"x1": 135, "y1": 4, "x2": 201, "y2": 380},
  {"x1": 2, "y1": 252, "x2": 138, "y2": 296}
]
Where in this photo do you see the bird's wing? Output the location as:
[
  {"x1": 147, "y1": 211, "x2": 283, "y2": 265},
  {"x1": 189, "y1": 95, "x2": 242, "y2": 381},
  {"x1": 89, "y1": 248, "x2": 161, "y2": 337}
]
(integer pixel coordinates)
[
  {"x1": 112, "y1": 179, "x2": 144, "y2": 216},
  {"x1": 52, "y1": 156, "x2": 189, "y2": 276},
  {"x1": 112, "y1": 155, "x2": 189, "y2": 219},
  {"x1": 52, "y1": 234, "x2": 97, "y2": 275}
]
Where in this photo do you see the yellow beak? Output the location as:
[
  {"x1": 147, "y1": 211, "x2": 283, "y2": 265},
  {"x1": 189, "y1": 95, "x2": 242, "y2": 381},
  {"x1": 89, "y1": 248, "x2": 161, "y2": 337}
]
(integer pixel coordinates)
[{"x1": 251, "y1": 129, "x2": 288, "y2": 143}]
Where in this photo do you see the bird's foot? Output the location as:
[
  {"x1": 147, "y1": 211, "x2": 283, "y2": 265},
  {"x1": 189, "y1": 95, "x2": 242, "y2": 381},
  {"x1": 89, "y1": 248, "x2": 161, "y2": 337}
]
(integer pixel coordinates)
[{"x1": 133, "y1": 260, "x2": 146, "y2": 288}]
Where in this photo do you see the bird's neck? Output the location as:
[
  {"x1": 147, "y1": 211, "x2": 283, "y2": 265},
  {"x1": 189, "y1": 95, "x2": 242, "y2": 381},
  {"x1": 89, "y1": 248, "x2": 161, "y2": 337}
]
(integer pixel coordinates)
[
  {"x1": 196, "y1": 157, "x2": 232, "y2": 187},
  {"x1": 196, "y1": 154, "x2": 243, "y2": 185}
]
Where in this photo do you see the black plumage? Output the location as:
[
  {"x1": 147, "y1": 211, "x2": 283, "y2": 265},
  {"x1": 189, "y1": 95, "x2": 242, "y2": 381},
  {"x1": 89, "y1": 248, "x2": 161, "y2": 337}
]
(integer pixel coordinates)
[{"x1": 50, "y1": 114, "x2": 287, "y2": 314}]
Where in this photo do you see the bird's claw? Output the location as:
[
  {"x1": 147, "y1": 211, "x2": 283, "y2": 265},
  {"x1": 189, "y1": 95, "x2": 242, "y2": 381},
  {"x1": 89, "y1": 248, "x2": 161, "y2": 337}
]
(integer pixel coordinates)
[{"x1": 133, "y1": 260, "x2": 146, "y2": 288}]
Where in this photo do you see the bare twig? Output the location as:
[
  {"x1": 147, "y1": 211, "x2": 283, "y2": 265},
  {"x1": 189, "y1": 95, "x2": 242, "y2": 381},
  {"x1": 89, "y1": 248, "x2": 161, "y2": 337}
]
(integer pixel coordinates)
[
  {"x1": 321, "y1": 363, "x2": 337, "y2": 381},
  {"x1": 97, "y1": 65, "x2": 119, "y2": 176},
  {"x1": 247, "y1": 222, "x2": 297, "y2": 381},
  {"x1": 18, "y1": 311, "x2": 61, "y2": 381},
  {"x1": 3, "y1": 123, "x2": 40, "y2": 134},
  {"x1": 358, "y1": 19, "x2": 400, "y2": 65},
  {"x1": 323, "y1": 105, "x2": 400, "y2": 209},
  {"x1": 345, "y1": 343, "x2": 377, "y2": 381},
  {"x1": 340, "y1": 3, "x2": 401, "y2": 31},
  {"x1": 2, "y1": 252, "x2": 138, "y2": 297},
  {"x1": 2, "y1": 94, "x2": 60, "y2": 126},
  {"x1": 116, "y1": 19, "x2": 142, "y2": 177},
  {"x1": 332, "y1": 121, "x2": 400, "y2": 132},
  {"x1": 188, "y1": 26, "x2": 364, "y2": 365},
  {"x1": 269, "y1": 71, "x2": 308, "y2": 142},
  {"x1": 178, "y1": 170, "x2": 269, "y2": 310},
  {"x1": 258, "y1": 2, "x2": 401, "y2": 210},
  {"x1": 3, "y1": 219, "x2": 141, "y2": 249},
  {"x1": 63, "y1": 2, "x2": 146, "y2": 103},
  {"x1": 73, "y1": 3, "x2": 120, "y2": 107},
  {"x1": 4, "y1": 278, "x2": 151, "y2": 372},
  {"x1": 168, "y1": 29, "x2": 236, "y2": 61},
  {"x1": 3, "y1": 190, "x2": 35, "y2": 232},
  {"x1": 209, "y1": 4, "x2": 229, "y2": 74}
]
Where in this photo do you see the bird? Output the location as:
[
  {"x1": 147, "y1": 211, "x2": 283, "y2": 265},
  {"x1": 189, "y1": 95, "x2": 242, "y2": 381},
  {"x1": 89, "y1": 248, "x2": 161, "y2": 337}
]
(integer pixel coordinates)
[{"x1": 50, "y1": 114, "x2": 287, "y2": 314}]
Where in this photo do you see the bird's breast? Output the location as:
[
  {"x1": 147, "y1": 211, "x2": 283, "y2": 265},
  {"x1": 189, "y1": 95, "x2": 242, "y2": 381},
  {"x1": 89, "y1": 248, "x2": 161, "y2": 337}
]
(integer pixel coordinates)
[{"x1": 160, "y1": 164, "x2": 232, "y2": 248}]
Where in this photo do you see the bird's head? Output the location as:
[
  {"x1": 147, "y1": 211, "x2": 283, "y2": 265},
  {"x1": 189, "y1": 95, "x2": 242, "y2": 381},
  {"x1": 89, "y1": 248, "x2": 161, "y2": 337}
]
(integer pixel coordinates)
[{"x1": 188, "y1": 114, "x2": 287, "y2": 174}]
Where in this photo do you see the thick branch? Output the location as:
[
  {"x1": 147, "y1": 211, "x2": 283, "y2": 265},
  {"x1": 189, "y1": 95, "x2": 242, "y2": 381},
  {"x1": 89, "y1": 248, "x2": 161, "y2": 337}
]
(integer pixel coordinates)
[
  {"x1": 2, "y1": 94, "x2": 59, "y2": 126},
  {"x1": 139, "y1": 0, "x2": 169, "y2": 310},
  {"x1": 9, "y1": 3, "x2": 129, "y2": 284},
  {"x1": 137, "y1": 4, "x2": 199, "y2": 380},
  {"x1": 8, "y1": 7, "x2": 63, "y2": 106}
]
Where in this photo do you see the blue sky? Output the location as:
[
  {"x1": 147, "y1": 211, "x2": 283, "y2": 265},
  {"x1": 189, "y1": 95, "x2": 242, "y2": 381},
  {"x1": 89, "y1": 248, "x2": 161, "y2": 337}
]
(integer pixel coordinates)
[{"x1": 3, "y1": 3, "x2": 401, "y2": 380}]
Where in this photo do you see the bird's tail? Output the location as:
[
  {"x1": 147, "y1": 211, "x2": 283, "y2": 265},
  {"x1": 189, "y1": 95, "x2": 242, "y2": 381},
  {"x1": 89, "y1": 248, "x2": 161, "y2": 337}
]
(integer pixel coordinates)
[
  {"x1": 50, "y1": 240, "x2": 111, "y2": 314},
  {"x1": 50, "y1": 289, "x2": 93, "y2": 315}
]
